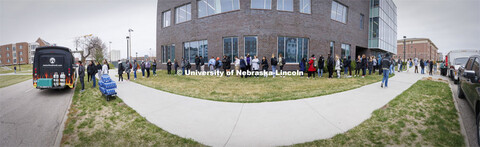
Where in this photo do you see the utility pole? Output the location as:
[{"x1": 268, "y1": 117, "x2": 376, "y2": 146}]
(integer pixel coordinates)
[
  {"x1": 403, "y1": 36, "x2": 406, "y2": 61},
  {"x1": 128, "y1": 29, "x2": 134, "y2": 61}
]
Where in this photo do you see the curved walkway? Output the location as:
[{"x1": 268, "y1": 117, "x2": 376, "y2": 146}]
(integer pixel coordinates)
[{"x1": 110, "y1": 70, "x2": 427, "y2": 147}]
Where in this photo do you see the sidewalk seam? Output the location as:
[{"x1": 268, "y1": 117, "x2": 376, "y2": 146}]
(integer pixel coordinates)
[
  {"x1": 223, "y1": 103, "x2": 244, "y2": 147},
  {"x1": 302, "y1": 100, "x2": 345, "y2": 132}
]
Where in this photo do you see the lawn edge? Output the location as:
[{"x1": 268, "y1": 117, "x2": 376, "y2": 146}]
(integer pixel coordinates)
[{"x1": 448, "y1": 81, "x2": 470, "y2": 146}]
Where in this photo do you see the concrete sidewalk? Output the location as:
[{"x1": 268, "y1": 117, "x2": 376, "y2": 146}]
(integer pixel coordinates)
[{"x1": 109, "y1": 70, "x2": 429, "y2": 147}]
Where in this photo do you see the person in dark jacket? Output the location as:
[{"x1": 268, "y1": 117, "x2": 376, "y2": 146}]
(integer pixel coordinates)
[
  {"x1": 429, "y1": 60, "x2": 434, "y2": 75},
  {"x1": 87, "y1": 61, "x2": 94, "y2": 82},
  {"x1": 222, "y1": 56, "x2": 231, "y2": 77},
  {"x1": 240, "y1": 56, "x2": 247, "y2": 78},
  {"x1": 347, "y1": 56, "x2": 352, "y2": 76},
  {"x1": 354, "y1": 55, "x2": 361, "y2": 77},
  {"x1": 152, "y1": 59, "x2": 157, "y2": 76},
  {"x1": 420, "y1": 59, "x2": 425, "y2": 74},
  {"x1": 300, "y1": 57, "x2": 306, "y2": 76},
  {"x1": 318, "y1": 55, "x2": 325, "y2": 77},
  {"x1": 246, "y1": 54, "x2": 251, "y2": 74},
  {"x1": 261, "y1": 56, "x2": 269, "y2": 78},
  {"x1": 381, "y1": 54, "x2": 391, "y2": 88},
  {"x1": 141, "y1": 61, "x2": 145, "y2": 77},
  {"x1": 343, "y1": 56, "x2": 349, "y2": 77},
  {"x1": 327, "y1": 54, "x2": 334, "y2": 78},
  {"x1": 125, "y1": 60, "x2": 132, "y2": 80},
  {"x1": 118, "y1": 60, "x2": 124, "y2": 82},
  {"x1": 368, "y1": 57, "x2": 373, "y2": 75},
  {"x1": 89, "y1": 61, "x2": 97, "y2": 87},
  {"x1": 78, "y1": 61, "x2": 85, "y2": 92},
  {"x1": 361, "y1": 54, "x2": 367, "y2": 78},
  {"x1": 200, "y1": 56, "x2": 205, "y2": 71},
  {"x1": 195, "y1": 55, "x2": 200, "y2": 71},
  {"x1": 174, "y1": 59, "x2": 179, "y2": 75},
  {"x1": 271, "y1": 54, "x2": 278, "y2": 78},
  {"x1": 167, "y1": 59, "x2": 172, "y2": 74}
]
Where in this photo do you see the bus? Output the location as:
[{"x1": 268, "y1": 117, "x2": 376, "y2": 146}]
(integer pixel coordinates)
[{"x1": 33, "y1": 46, "x2": 76, "y2": 89}]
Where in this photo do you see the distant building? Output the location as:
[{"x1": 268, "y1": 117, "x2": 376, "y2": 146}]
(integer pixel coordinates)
[
  {"x1": 0, "y1": 38, "x2": 52, "y2": 65},
  {"x1": 397, "y1": 38, "x2": 439, "y2": 61},
  {"x1": 437, "y1": 52, "x2": 444, "y2": 61},
  {"x1": 110, "y1": 50, "x2": 121, "y2": 61}
]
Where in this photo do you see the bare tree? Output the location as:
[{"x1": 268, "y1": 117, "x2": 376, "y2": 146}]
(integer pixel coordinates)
[{"x1": 74, "y1": 35, "x2": 106, "y2": 63}]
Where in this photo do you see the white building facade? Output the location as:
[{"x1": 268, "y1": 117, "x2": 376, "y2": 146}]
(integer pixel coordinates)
[
  {"x1": 368, "y1": 0, "x2": 397, "y2": 56},
  {"x1": 111, "y1": 50, "x2": 120, "y2": 61}
]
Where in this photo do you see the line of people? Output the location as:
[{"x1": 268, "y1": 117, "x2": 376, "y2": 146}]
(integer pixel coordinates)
[
  {"x1": 117, "y1": 59, "x2": 158, "y2": 81},
  {"x1": 79, "y1": 59, "x2": 110, "y2": 92}
]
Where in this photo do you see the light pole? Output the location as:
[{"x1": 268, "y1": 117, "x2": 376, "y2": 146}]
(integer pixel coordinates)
[
  {"x1": 403, "y1": 36, "x2": 406, "y2": 61},
  {"x1": 128, "y1": 29, "x2": 134, "y2": 61},
  {"x1": 126, "y1": 36, "x2": 130, "y2": 61},
  {"x1": 136, "y1": 52, "x2": 138, "y2": 61}
]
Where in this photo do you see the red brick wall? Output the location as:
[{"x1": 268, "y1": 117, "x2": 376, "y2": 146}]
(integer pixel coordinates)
[{"x1": 397, "y1": 41, "x2": 438, "y2": 61}]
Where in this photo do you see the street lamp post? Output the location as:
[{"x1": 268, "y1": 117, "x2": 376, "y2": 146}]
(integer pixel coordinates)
[
  {"x1": 126, "y1": 36, "x2": 130, "y2": 61},
  {"x1": 403, "y1": 36, "x2": 406, "y2": 61},
  {"x1": 136, "y1": 52, "x2": 138, "y2": 61},
  {"x1": 128, "y1": 29, "x2": 134, "y2": 61}
]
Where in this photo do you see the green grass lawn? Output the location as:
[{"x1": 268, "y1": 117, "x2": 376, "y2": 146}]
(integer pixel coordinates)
[
  {"x1": 61, "y1": 79, "x2": 203, "y2": 146},
  {"x1": 0, "y1": 75, "x2": 31, "y2": 88},
  {"x1": 0, "y1": 64, "x2": 33, "y2": 74},
  {"x1": 295, "y1": 80, "x2": 464, "y2": 146},
  {"x1": 132, "y1": 70, "x2": 391, "y2": 103}
]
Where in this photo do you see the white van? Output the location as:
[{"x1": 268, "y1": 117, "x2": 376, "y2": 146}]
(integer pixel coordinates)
[{"x1": 446, "y1": 49, "x2": 480, "y2": 84}]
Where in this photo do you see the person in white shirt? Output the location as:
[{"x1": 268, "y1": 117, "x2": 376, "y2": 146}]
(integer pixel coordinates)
[
  {"x1": 234, "y1": 56, "x2": 240, "y2": 76},
  {"x1": 252, "y1": 56, "x2": 260, "y2": 78}
]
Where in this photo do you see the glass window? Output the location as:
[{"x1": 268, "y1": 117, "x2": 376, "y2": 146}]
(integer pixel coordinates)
[
  {"x1": 465, "y1": 58, "x2": 474, "y2": 70},
  {"x1": 360, "y1": 14, "x2": 364, "y2": 30},
  {"x1": 277, "y1": 37, "x2": 309, "y2": 63},
  {"x1": 330, "y1": 41, "x2": 335, "y2": 58},
  {"x1": 176, "y1": 4, "x2": 192, "y2": 24},
  {"x1": 341, "y1": 44, "x2": 350, "y2": 58},
  {"x1": 14, "y1": 59, "x2": 16, "y2": 63},
  {"x1": 331, "y1": 1, "x2": 347, "y2": 23},
  {"x1": 198, "y1": 0, "x2": 240, "y2": 18},
  {"x1": 277, "y1": 0, "x2": 293, "y2": 11},
  {"x1": 299, "y1": 0, "x2": 311, "y2": 14},
  {"x1": 223, "y1": 37, "x2": 238, "y2": 63},
  {"x1": 20, "y1": 58, "x2": 23, "y2": 62},
  {"x1": 6, "y1": 47, "x2": 9, "y2": 50},
  {"x1": 19, "y1": 52, "x2": 22, "y2": 55},
  {"x1": 251, "y1": 0, "x2": 271, "y2": 9},
  {"x1": 19, "y1": 45, "x2": 23, "y2": 49},
  {"x1": 474, "y1": 58, "x2": 480, "y2": 77},
  {"x1": 13, "y1": 46, "x2": 16, "y2": 51},
  {"x1": 163, "y1": 10, "x2": 171, "y2": 27},
  {"x1": 7, "y1": 53, "x2": 9, "y2": 57},
  {"x1": 183, "y1": 40, "x2": 208, "y2": 63},
  {"x1": 244, "y1": 36, "x2": 257, "y2": 57},
  {"x1": 8, "y1": 59, "x2": 10, "y2": 63}
]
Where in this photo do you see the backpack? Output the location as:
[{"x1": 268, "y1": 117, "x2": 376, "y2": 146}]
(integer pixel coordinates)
[{"x1": 129, "y1": 63, "x2": 132, "y2": 69}]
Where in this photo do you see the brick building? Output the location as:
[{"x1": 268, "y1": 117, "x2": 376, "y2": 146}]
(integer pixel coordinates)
[
  {"x1": 156, "y1": 0, "x2": 398, "y2": 70},
  {"x1": 0, "y1": 38, "x2": 52, "y2": 65},
  {"x1": 396, "y1": 38, "x2": 439, "y2": 61}
]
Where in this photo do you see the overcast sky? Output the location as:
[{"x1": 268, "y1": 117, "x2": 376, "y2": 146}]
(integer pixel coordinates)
[{"x1": 0, "y1": 0, "x2": 479, "y2": 58}]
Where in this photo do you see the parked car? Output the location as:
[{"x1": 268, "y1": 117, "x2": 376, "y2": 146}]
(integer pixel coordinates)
[
  {"x1": 457, "y1": 55, "x2": 480, "y2": 144},
  {"x1": 446, "y1": 50, "x2": 480, "y2": 84}
]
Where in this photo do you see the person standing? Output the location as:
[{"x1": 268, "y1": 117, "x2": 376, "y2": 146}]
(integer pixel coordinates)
[
  {"x1": 252, "y1": 56, "x2": 260, "y2": 78},
  {"x1": 378, "y1": 55, "x2": 383, "y2": 75},
  {"x1": 343, "y1": 56, "x2": 349, "y2": 77},
  {"x1": 414, "y1": 58, "x2": 419, "y2": 73},
  {"x1": 420, "y1": 59, "x2": 425, "y2": 74},
  {"x1": 372, "y1": 56, "x2": 377, "y2": 74},
  {"x1": 102, "y1": 60, "x2": 109, "y2": 74},
  {"x1": 200, "y1": 56, "x2": 205, "y2": 71},
  {"x1": 96, "y1": 61, "x2": 102, "y2": 80},
  {"x1": 222, "y1": 56, "x2": 229, "y2": 77},
  {"x1": 368, "y1": 57, "x2": 373, "y2": 75},
  {"x1": 335, "y1": 55, "x2": 341, "y2": 78},
  {"x1": 167, "y1": 59, "x2": 172, "y2": 74},
  {"x1": 261, "y1": 56, "x2": 269, "y2": 78},
  {"x1": 279, "y1": 54, "x2": 286, "y2": 77},
  {"x1": 152, "y1": 59, "x2": 157, "y2": 76},
  {"x1": 141, "y1": 61, "x2": 145, "y2": 77},
  {"x1": 246, "y1": 54, "x2": 252, "y2": 75},
  {"x1": 87, "y1": 61, "x2": 94, "y2": 82},
  {"x1": 381, "y1": 54, "x2": 391, "y2": 88},
  {"x1": 361, "y1": 54, "x2": 367, "y2": 78},
  {"x1": 318, "y1": 55, "x2": 324, "y2": 77},
  {"x1": 300, "y1": 57, "x2": 306, "y2": 77},
  {"x1": 181, "y1": 58, "x2": 186, "y2": 75},
  {"x1": 208, "y1": 57, "x2": 216, "y2": 71},
  {"x1": 327, "y1": 54, "x2": 334, "y2": 78},
  {"x1": 90, "y1": 61, "x2": 97, "y2": 87},
  {"x1": 118, "y1": 60, "x2": 124, "y2": 82},
  {"x1": 271, "y1": 54, "x2": 277, "y2": 78},
  {"x1": 133, "y1": 60, "x2": 138, "y2": 80},
  {"x1": 125, "y1": 60, "x2": 132, "y2": 81},
  {"x1": 429, "y1": 60, "x2": 434, "y2": 75},
  {"x1": 215, "y1": 57, "x2": 221, "y2": 75},
  {"x1": 308, "y1": 55, "x2": 316, "y2": 79},
  {"x1": 234, "y1": 56, "x2": 240, "y2": 76},
  {"x1": 355, "y1": 55, "x2": 361, "y2": 77},
  {"x1": 78, "y1": 61, "x2": 85, "y2": 92},
  {"x1": 14, "y1": 66, "x2": 16, "y2": 74},
  {"x1": 145, "y1": 60, "x2": 151, "y2": 78},
  {"x1": 240, "y1": 56, "x2": 247, "y2": 78},
  {"x1": 185, "y1": 59, "x2": 191, "y2": 74},
  {"x1": 195, "y1": 55, "x2": 200, "y2": 71},
  {"x1": 174, "y1": 59, "x2": 179, "y2": 75}
]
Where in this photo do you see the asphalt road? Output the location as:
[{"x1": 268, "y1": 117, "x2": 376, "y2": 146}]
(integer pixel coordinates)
[
  {"x1": 0, "y1": 79, "x2": 73, "y2": 147},
  {"x1": 449, "y1": 79, "x2": 479, "y2": 147}
]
